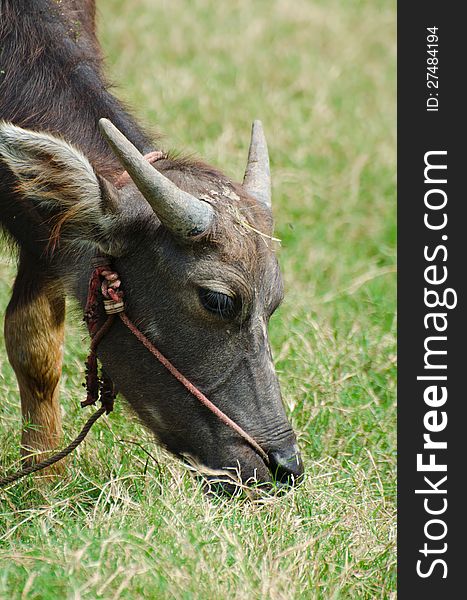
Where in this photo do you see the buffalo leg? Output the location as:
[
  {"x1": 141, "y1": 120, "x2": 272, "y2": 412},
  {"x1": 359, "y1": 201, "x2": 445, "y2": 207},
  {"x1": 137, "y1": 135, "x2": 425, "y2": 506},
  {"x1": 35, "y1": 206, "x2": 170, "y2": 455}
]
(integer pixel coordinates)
[{"x1": 4, "y1": 253, "x2": 65, "y2": 465}]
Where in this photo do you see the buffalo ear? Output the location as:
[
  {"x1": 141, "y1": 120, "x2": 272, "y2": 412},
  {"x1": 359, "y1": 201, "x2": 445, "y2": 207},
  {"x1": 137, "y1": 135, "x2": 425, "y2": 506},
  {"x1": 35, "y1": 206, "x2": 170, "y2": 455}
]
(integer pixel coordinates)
[{"x1": 0, "y1": 121, "x2": 129, "y2": 255}]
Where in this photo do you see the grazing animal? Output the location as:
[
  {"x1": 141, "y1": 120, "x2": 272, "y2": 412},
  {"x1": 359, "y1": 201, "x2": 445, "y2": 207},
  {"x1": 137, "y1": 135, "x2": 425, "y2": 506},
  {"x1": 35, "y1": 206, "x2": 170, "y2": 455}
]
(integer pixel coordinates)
[{"x1": 0, "y1": 0, "x2": 303, "y2": 488}]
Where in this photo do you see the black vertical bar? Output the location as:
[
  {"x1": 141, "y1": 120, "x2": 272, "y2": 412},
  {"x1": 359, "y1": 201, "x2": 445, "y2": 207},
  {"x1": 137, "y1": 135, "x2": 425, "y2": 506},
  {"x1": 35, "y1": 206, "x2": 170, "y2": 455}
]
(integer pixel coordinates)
[{"x1": 398, "y1": 3, "x2": 466, "y2": 597}]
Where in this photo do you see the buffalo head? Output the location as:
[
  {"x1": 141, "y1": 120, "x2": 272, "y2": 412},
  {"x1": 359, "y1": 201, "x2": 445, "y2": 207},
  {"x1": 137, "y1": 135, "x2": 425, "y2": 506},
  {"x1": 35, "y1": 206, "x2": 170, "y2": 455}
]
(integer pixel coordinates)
[{"x1": 0, "y1": 118, "x2": 304, "y2": 491}]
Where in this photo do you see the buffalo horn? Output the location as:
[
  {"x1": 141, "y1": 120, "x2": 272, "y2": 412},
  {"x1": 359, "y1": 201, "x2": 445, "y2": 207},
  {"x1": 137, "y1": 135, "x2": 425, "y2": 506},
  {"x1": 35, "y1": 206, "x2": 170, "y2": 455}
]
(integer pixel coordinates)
[
  {"x1": 99, "y1": 118, "x2": 214, "y2": 237},
  {"x1": 243, "y1": 120, "x2": 271, "y2": 208}
]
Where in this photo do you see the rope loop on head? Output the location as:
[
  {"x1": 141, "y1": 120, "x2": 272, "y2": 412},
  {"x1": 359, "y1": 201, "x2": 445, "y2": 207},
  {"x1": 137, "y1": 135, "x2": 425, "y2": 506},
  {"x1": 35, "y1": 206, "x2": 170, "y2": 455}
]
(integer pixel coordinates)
[{"x1": 114, "y1": 150, "x2": 167, "y2": 189}]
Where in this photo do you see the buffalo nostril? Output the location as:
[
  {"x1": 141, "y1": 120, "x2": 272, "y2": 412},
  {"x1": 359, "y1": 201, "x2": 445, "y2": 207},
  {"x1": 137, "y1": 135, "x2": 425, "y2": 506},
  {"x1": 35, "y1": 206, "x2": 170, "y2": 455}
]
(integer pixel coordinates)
[{"x1": 268, "y1": 447, "x2": 304, "y2": 485}]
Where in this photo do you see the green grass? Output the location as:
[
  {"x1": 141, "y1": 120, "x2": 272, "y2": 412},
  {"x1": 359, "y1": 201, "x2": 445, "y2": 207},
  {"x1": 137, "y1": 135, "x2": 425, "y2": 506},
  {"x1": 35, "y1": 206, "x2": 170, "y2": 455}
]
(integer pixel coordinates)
[{"x1": 0, "y1": 0, "x2": 396, "y2": 598}]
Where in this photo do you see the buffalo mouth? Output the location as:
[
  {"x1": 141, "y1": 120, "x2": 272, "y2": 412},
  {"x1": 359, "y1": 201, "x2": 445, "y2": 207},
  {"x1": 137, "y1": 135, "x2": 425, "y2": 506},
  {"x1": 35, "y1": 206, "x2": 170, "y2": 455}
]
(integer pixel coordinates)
[
  {"x1": 181, "y1": 448, "x2": 305, "y2": 498},
  {"x1": 267, "y1": 445, "x2": 305, "y2": 485},
  {"x1": 201, "y1": 471, "x2": 305, "y2": 498}
]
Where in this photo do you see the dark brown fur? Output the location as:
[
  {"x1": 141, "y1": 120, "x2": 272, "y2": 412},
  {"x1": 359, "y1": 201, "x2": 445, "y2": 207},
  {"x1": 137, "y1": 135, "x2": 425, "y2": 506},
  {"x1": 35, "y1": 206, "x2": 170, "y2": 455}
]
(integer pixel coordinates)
[{"x1": 0, "y1": 0, "x2": 142, "y2": 462}]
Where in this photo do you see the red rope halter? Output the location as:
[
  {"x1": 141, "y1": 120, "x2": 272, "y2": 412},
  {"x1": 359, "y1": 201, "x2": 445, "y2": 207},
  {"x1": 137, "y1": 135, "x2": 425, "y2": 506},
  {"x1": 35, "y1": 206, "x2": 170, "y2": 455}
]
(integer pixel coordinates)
[{"x1": 83, "y1": 257, "x2": 269, "y2": 465}]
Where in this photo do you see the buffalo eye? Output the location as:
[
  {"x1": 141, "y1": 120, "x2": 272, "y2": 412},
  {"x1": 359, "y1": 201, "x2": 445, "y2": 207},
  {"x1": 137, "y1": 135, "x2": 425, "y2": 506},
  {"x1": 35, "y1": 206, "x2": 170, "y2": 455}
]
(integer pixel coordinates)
[{"x1": 199, "y1": 288, "x2": 237, "y2": 319}]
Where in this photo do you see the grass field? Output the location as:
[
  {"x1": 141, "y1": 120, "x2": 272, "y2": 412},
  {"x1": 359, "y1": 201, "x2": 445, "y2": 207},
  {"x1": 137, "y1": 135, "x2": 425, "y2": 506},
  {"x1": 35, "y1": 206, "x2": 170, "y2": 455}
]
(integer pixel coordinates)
[{"x1": 0, "y1": 1, "x2": 396, "y2": 598}]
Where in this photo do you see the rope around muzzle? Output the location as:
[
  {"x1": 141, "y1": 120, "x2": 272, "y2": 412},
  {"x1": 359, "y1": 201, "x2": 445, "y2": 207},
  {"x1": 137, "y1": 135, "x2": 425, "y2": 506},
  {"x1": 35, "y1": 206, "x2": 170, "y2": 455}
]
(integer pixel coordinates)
[
  {"x1": 0, "y1": 256, "x2": 269, "y2": 488},
  {"x1": 118, "y1": 311, "x2": 269, "y2": 463}
]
